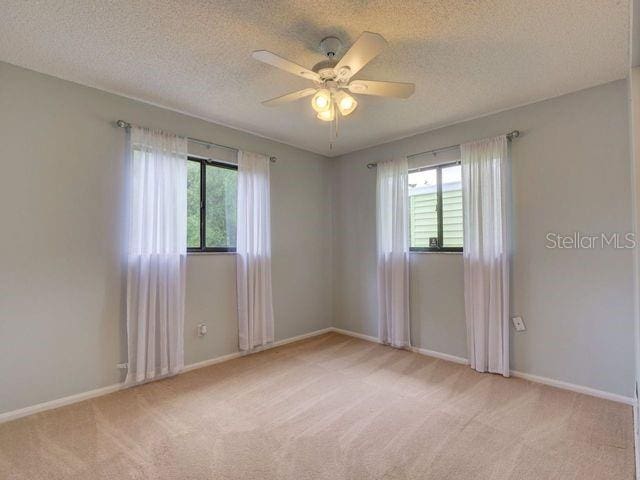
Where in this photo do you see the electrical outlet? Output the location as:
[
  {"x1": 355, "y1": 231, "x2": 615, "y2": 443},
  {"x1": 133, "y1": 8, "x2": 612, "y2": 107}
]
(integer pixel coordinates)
[
  {"x1": 197, "y1": 323, "x2": 208, "y2": 337},
  {"x1": 512, "y1": 316, "x2": 526, "y2": 332}
]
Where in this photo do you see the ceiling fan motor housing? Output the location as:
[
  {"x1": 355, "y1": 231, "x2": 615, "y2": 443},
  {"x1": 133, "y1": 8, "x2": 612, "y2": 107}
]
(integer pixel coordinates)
[
  {"x1": 313, "y1": 61, "x2": 338, "y2": 81},
  {"x1": 319, "y1": 36, "x2": 343, "y2": 58},
  {"x1": 314, "y1": 37, "x2": 344, "y2": 81}
]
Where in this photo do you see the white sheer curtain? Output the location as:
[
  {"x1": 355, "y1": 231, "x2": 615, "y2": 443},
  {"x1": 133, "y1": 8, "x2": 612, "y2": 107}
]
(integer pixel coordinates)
[
  {"x1": 461, "y1": 135, "x2": 510, "y2": 377},
  {"x1": 376, "y1": 157, "x2": 411, "y2": 348},
  {"x1": 125, "y1": 126, "x2": 188, "y2": 384},
  {"x1": 237, "y1": 151, "x2": 274, "y2": 351}
]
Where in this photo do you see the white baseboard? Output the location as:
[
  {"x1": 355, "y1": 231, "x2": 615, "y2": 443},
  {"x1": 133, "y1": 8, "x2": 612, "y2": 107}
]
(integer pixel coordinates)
[
  {"x1": 331, "y1": 327, "x2": 379, "y2": 343},
  {"x1": 0, "y1": 327, "x2": 334, "y2": 424},
  {"x1": 181, "y1": 351, "x2": 245, "y2": 373},
  {"x1": 331, "y1": 327, "x2": 468, "y2": 365},
  {"x1": 2, "y1": 326, "x2": 633, "y2": 424},
  {"x1": 331, "y1": 326, "x2": 635, "y2": 406},
  {"x1": 0, "y1": 383, "x2": 124, "y2": 424},
  {"x1": 510, "y1": 370, "x2": 634, "y2": 405},
  {"x1": 269, "y1": 327, "x2": 334, "y2": 348},
  {"x1": 409, "y1": 346, "x2": 469, "y2": 365}
]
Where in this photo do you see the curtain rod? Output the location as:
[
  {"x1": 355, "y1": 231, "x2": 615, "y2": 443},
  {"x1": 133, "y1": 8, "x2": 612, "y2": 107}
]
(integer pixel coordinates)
[
  {"x1": 366, "y1": 130, "x2": 520, "y2": 169},
  {"x1": 115, "y1": 120, "x2": 277, "y2": 163}
]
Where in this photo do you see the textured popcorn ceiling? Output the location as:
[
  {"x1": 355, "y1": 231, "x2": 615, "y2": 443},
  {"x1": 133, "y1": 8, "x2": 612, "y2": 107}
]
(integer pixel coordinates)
[{"x1": 0, "y1": 1, "x2": 629, "y2": 156}]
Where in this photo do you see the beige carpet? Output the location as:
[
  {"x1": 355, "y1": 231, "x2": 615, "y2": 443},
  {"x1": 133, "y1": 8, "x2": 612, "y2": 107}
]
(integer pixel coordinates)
[{"x1": 0, "y1": 332, "x2": 634, "y2": 479}]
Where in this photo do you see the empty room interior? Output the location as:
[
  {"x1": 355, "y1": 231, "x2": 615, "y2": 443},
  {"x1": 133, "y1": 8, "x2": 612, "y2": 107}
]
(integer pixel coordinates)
[{"x1": 3, "y1": 1, "x2": 640, "y2": 479}]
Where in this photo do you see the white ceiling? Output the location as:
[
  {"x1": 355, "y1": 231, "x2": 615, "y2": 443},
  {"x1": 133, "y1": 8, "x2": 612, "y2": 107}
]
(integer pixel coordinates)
[{"x1": 0, "y1": 1, "x2": 629, "y2": 157}]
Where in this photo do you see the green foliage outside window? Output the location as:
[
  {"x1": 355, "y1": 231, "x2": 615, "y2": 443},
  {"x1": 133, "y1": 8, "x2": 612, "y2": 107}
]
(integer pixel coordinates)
[
  {"x1": 205, "y1": 164, "x2": 237, "y2": 248},
  {"x1": 187, "y1": 161, "x2": 201, "y2": 248},
  {"x1": 187, "y1": 159, "x2": 237, "y2": 250}
]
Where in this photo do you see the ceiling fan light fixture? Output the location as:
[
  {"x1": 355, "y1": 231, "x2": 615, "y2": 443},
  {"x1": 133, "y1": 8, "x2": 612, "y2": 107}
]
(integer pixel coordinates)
[
  {"x1": 335, "y1": 91, "x2": 358, "y2": 116},
  {"x1": 311, "y1": 89, "x2": 332, "y2": 113},
  {"x1": 317, "y1": 104, "x2": 335, "y2": 122}
]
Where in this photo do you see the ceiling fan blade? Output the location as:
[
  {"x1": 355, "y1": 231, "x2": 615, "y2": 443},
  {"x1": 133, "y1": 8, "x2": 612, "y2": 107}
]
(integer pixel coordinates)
[
  {"x1": 262, "y1": 88, "x2": 318, "y2": 107},
  {"x1": 335, "y1": 32, "x2": 387, "y2": 78},
  {"x1": 252, "y1": 50, "x2": 320, "y2": 82},
  {"x1": 348, "y1": 80, "x2": 415, "y2": 98}
]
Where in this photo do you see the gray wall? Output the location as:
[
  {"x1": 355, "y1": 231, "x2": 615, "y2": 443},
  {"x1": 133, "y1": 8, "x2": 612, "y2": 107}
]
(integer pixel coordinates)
[
  {"x1": 0, "y1": 62, "x2": 333, "y2": 414},
  {"x1": 1, "y1": 60, "x2": 635, "y2": 415},
  {"x1": 333, "y1": 80, "x2": 635, "y2": 397}
]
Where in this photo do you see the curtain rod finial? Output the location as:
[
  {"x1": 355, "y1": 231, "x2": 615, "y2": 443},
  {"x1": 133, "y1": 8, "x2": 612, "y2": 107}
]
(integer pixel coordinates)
[{"x1": 116, "y1": 120, "x2": 130, "y2": 129}]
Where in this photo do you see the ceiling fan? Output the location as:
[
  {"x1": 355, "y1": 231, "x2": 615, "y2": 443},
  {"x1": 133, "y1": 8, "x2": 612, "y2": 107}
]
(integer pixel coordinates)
[{"x1": 252, "y1": 32, "x2": 415, "y2": 123}]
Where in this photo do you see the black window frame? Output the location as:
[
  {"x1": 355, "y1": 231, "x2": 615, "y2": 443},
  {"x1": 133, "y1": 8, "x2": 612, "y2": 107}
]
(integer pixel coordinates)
[
  {"x1": 409, "y1": 161, "x2": 463, "y2": 253},
  {"x1": 187, "y1": 156, "x2": 237, "y2": 253}
]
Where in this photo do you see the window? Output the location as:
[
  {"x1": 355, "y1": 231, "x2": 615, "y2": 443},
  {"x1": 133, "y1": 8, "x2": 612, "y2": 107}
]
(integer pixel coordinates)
[
  {"x1": 187, "y1": 157, "x2": 237, "y2": 252},
  {"x1": 409, "y1": 162, "x2": 463, "y2": 252}
]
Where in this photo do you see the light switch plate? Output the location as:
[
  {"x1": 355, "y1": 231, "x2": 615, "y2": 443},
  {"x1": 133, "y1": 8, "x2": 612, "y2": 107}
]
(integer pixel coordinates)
[{"x1": 512, "y1": 316, "x2": 526, "y2": 332}]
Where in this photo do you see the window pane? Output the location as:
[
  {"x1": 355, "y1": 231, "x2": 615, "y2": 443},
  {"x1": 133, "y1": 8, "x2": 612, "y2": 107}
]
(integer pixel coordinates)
[
  {"x1": 205, "y1": 164, "x2": 237, "y2": 248},
  {"x1": 187, "y1": 161, "x2": 201, "y2": 248},
  {"x1": 409, "y1": 169, "x2": 438, "y2": 248},
  {"x1": 441, "y1": 164, "x2": 463, "y2": 247}
]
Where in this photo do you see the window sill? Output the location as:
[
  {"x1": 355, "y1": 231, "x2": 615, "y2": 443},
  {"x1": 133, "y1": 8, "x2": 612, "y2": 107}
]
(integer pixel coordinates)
[
  {"x1": 187, "y1": 251, "x2": 237, "y2": 256},
  {"x1": 410, "y1": 250, "x2": 463, "y2": 255}
]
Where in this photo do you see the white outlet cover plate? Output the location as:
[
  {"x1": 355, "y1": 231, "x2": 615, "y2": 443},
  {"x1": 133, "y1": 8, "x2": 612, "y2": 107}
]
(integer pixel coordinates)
[
  {"x1": 512, "y1": 316, "x2": 526, "y2": 332},
  {"x1": 197, "y1": 324, "x2": 207, "y2": 336}
]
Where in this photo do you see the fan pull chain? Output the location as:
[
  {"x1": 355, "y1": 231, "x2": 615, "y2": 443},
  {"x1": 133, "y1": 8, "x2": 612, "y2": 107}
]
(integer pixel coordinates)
[{"x1": 328, "y1": 107, "x2": 339, "y2": 144}]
